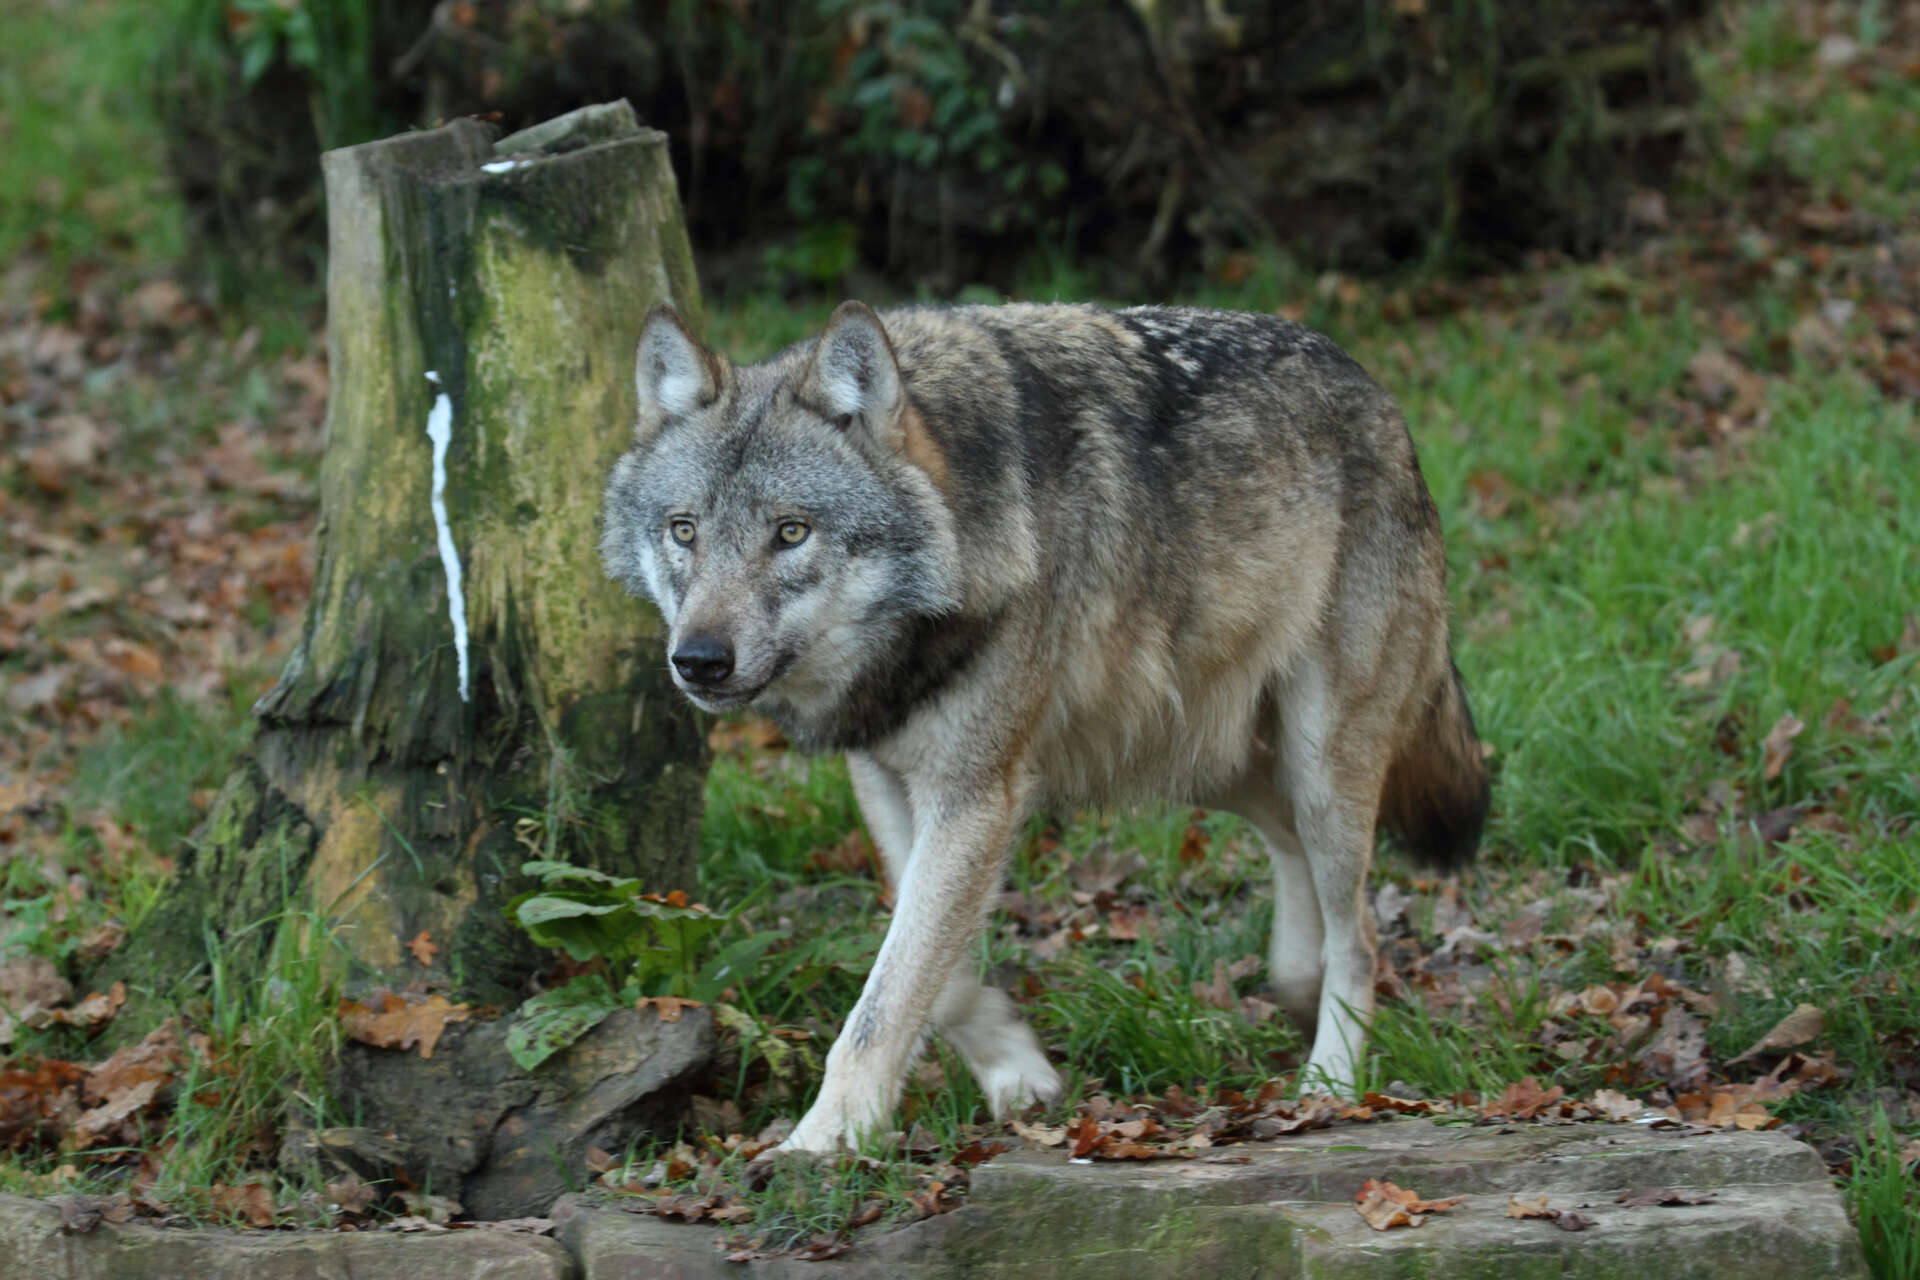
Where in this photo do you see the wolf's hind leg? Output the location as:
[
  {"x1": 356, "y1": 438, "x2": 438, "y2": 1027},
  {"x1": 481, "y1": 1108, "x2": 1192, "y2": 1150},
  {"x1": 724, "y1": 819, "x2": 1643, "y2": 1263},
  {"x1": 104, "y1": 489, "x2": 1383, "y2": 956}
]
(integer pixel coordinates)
[
  {"x1": 1204, "y1": 775, "x2": 1324, "y2": 1031},
  {"x1": 931, "y1": 979, "x2": 1061, "y2": 1114},
  {"x1": 1276, "y1": 662, "x2": 1386, "y2": 1099},
  {"x1": 846, "y1": 754, "x2": 1061, "y2": 1117}
]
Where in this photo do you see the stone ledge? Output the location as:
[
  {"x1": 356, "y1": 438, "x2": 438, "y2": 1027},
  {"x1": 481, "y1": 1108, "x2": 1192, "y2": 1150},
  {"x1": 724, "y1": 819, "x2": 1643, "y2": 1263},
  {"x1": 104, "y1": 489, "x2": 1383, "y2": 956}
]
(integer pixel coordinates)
[
  {"x1": 554, "y1": 1119, "x2": 1868, "y2": 1279},
  {"x1": 0, "y1": 1194, "x2": 577, "y2": 1280},
  {"x1": 0, "y1": 1120, "x2": 1869, "y2": 1279}
]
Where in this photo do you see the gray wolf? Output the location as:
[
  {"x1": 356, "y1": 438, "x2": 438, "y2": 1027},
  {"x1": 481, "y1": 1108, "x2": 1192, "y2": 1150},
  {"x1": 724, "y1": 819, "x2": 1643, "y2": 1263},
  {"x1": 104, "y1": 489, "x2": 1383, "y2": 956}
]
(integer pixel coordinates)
[{"x1": 601, "y1": 300, "x2": 1489, "y2": 1153}]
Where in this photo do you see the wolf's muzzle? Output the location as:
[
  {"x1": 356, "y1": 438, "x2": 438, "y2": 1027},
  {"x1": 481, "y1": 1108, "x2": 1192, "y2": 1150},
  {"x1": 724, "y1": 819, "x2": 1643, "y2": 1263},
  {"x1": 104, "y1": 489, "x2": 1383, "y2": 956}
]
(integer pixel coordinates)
[{"x1": 671, "y1": 635, "x2": 735, "y2": 687}]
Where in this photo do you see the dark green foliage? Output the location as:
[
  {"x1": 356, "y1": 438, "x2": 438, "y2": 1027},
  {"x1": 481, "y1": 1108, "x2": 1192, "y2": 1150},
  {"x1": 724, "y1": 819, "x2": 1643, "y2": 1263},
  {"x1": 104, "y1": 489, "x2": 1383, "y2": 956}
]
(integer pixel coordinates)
[{"x1": 142, "y1": 0, "x2": 1712, "y2": 293}]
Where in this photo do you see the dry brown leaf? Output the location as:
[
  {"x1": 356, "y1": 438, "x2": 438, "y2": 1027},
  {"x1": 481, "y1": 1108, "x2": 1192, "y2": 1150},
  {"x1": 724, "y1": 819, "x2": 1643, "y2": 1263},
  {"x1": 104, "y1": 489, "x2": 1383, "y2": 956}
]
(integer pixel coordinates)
[
  {"x1": 0, "y1": 1059, "x2": 85, "y2": 1150},
  {"x1": 212, "y1": 1181, "x2": 275, "y2": 1228},
  {"x1": 55, "y1": 982, "x2": 126, "y2": 1028},
  {"x1": 1481, "y1": 1077, "x2": 1565, "y2": 1120},
  {"x1": 1177, "y1": 822, "x2": 1209, "y2": 865},
  {"x1": 1581, "y1": 1089, "x2": 1645, "y2": 1122},
  {"x1": 337, "y1": 991, "x2": 470, "y2": 1059},
  {"x1": 57, "y1": 1193, "x2": 135, "y2": 1234},
  {"x1": 1761, "y1": 713, "x2": 1804, "y2": 780},
  {"x1": 1727, "y1": 1003, "x2": 1824, "y2": 1065},
  {"x1": 406, "y1": 930, "x2": 438, "y2": 966},
  {"x1": 1507, "y1": 1194, "x2": 1556, "y2": 1219},
  {"x1": 397, "y1": 1190, "x2": 462, "y2": 1223},
  {"x1": 1359, "y1": 1092, "x2": 1451, "y2": 1115},
  {"x1": 0, "y1": 955, "x2": 72, "y2": 1014},
  {"x1": 65, "y1": 1077, "x2": 162, "y2": 1151},
  {"x1": 950, "y1": 1140, "x2": 1009, "y2": 1167},
  {"x1": 637, "y1": 996, "x2": 703, "y2": 1023},
  {"x1": 1354, "y1": 1178, "x2": 1464, "y2": 1230},
  {"x1": 326, "y1": 1171, "x2": 378, "y2": 1215},
  {"x1": 1639, "y1": 1006, "x2": 1710, "y2": 1090},
  {"x1": 1008, "y1": 1117, "x2": 1067, "y2": 1147}
]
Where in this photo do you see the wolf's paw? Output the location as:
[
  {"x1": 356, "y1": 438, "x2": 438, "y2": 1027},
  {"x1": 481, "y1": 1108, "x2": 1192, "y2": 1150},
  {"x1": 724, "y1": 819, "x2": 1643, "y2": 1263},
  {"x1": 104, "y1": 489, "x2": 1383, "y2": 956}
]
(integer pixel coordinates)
[{"x1": 978, "y1": 1045, "x2": 1065, "y2": 1117}]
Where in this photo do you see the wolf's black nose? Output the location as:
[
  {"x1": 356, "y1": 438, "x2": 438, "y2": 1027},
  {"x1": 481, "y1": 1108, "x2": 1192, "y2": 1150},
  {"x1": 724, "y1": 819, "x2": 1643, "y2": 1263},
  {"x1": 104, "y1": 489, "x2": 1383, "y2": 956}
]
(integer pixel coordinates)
[{"x1": 671, "y1": 636, "x2": 734, "y2": 687}]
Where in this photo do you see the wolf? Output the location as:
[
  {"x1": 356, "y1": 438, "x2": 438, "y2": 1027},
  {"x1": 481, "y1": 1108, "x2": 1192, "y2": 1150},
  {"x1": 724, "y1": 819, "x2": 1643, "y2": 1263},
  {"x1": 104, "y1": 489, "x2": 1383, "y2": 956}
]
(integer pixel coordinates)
[{"x1": 601, "y1": 299, "x2": 1489, "y2": 1154}]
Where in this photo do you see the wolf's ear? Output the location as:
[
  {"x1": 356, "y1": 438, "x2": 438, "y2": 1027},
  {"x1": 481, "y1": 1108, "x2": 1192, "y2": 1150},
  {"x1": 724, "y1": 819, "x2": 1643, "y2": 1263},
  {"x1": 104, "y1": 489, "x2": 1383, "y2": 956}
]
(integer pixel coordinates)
[
  {"x1": 797, "y1": 301, "x2": 905, "y2": 453},
  {"x1": 634, "y1": 304, "x2": 723, "y2": 444}
]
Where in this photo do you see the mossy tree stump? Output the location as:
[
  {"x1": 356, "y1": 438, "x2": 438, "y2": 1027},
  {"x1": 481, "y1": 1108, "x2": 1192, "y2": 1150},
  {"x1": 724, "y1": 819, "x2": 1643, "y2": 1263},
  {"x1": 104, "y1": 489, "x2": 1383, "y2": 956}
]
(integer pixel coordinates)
[{"x1": 110, "y1": 103, "x2": 707, "y2": 1008}]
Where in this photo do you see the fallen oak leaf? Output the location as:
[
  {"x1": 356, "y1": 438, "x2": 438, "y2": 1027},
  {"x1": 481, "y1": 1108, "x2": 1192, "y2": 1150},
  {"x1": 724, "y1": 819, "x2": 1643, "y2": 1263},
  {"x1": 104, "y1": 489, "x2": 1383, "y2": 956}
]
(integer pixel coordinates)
[
  {"x1": 0, "y1": 1059, "x2": 87, "y2": 1151},
  {"x1": 950, "y1": 1140, "x2": 1008, "y2": 1167},
  {"x1": 64, "y1": 1077, "x2": 163, "y2": 1151},
  {"x1": 211, "y1": 1181, "x2": 276, "y2": 1228},
  {"x1": 405, "y1": 931, "x2": 438, "y2": 966},
  {"x1": 325, "y1": 1171, "x2": 378, "y2": 1215},
  {"x1": 1579, "y1": 1089, "x2": 1647, "y2": 1122},
  {"x1": 337, "y1": 991, "x2": 470, "y2": 1059},
  {"x1": 1726, "y1": 1002, "x2": 1824, "y2": 1066},
  {"x1": 396, "y1": 1190, "x2": 463, "y2": 1223},
  {"x1": 636, "y1": 996, "x2": 702, "y2": 1023},
  {"x1": 0, "y1": 957, "x2": 76, "y2": 1014},
  {"x1": 57, "y1": 1193, "x2": 135, "y2": 1234},
  {"x1": 908, "y1": 1178, "x2": 955, "y2": 1218},
  {"x1": 1360, "y1": 1092, "x2": 1452, "y2": 1115},
  {"x1": 1354, "y1": 1178, "x2": 1464, "y2": 1230},
  {"x1": 1066, "y1": 1114, "x2": 1107, "y2": 1159},
  {"x1": 1480, "y1": 1077, "x2": 1565, "y2": 1120},
  {"x1": 1508, "y1": 1193, "x2": 1597, "y2": 1230},
  {"x1": 1008, "y1": 1117, "x2": 1067, "y2": 1147}
]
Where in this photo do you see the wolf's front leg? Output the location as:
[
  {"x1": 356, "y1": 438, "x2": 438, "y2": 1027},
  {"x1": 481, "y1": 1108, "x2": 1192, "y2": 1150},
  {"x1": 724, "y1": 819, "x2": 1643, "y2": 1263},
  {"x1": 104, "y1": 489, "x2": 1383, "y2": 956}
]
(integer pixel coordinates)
[
  {"x1": 845, "y1": 754, "x2": 1061, "y2": 1117},
  {"x1": 778, "y1": 787, "x2": 1019, "y2": 1155}
]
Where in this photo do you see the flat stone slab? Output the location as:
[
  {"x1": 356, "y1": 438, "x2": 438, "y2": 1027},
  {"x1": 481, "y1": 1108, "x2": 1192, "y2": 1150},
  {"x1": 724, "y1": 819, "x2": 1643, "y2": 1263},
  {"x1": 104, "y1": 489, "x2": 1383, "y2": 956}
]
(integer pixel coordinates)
[
  {"x1": 0, "y1": 1120, "x2": 1868, "y2": 1278},
  {"x1": 0, "y1": 1193, "x2": 575, "y2": 1280},
  {"x1": 553, "y1": 1118, "x2": 1869, "y2": 1278}
]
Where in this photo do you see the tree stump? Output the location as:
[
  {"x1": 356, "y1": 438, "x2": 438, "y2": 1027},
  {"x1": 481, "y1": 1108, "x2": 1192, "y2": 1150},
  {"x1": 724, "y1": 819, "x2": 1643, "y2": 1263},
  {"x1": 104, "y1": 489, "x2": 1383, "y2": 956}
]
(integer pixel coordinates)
[{"x1": 109, "y1": 102, "x2": 707, "y2": 1009}]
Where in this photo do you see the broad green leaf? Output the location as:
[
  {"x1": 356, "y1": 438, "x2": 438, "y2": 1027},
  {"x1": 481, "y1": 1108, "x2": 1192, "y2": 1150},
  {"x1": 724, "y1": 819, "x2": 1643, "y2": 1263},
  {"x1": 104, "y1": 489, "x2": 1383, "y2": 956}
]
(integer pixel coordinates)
[
  {"x1": 504, "y1": 977, "x2": 625, "y2": 1072},
  {"x1": 515, "y1": 895, "x2": 625, "y2": 926},
  {"x1": 519, "y1": 860, "x2": 634, "y2": 888}
]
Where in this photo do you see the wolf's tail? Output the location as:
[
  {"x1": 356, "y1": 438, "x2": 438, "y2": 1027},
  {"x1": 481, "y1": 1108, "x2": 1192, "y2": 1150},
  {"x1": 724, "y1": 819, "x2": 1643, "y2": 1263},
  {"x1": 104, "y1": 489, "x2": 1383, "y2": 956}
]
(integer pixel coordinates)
[{"x1": 1378, "y1": 657, "x2": 1490, "y2": 868}]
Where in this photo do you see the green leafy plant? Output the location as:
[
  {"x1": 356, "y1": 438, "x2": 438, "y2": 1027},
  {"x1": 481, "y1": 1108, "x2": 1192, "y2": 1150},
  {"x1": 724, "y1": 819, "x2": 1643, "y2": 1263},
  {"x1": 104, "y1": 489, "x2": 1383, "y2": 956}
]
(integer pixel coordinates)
[{"x1": 503, "y1": 861, "x2": 733, "y2": 1069}]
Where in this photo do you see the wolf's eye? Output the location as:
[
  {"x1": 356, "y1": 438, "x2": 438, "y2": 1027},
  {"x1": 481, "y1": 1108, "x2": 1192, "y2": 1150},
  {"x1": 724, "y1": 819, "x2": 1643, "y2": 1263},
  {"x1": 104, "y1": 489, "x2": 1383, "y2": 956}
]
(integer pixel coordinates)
[
  {"x1": 669, "y1": 518, "x2": 696, "y2": 546},
  {"x1": 776, "y1": 520, "x2": 810, "y2": 547}
]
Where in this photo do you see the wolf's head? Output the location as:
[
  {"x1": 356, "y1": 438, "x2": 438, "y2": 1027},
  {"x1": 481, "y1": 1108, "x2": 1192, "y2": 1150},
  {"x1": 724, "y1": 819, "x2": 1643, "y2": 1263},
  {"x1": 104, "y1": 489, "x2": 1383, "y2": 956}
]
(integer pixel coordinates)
[{"x1": 601, "y1": 302, "x2": 961, "y2": 726}]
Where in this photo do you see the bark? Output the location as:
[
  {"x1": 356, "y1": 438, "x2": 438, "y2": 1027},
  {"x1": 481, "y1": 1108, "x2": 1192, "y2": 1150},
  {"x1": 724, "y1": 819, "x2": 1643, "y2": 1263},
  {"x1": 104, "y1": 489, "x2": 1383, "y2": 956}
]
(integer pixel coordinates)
[{"x1": 107, "y1": 103, "x2": 707, "y2": 1009}]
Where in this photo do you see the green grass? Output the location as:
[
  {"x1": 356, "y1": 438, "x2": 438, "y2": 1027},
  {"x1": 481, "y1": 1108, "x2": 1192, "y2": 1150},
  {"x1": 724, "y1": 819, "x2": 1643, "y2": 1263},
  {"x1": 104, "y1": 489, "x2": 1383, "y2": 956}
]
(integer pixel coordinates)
[
  {"x1": 0, "y1": 0, "x2": 183, "y2": 273},
  {"x1": 143, "y1": 907, "x2": 346, "y2": 1224},
  {"x1": 1853, "y1": 1106, "x2": 1920, "y2": 1280}
]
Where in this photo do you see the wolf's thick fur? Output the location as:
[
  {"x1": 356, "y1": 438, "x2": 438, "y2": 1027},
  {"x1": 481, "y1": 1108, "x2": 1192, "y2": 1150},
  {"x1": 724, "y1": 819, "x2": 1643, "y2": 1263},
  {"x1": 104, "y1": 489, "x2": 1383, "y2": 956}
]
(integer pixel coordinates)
[{"x1": 602, "y1": 300, "x2": 1489, "y2": 1153}]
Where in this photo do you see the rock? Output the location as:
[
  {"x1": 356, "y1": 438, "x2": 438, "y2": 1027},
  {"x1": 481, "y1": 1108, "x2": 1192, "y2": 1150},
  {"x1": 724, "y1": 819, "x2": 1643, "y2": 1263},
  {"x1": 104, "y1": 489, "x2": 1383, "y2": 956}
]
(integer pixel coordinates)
[
  {"x1": 552, "y1": 1118, "x2": 1868, "y2": 1278},
  {"x1": 329, "y1": 1005, "x2": 716, "y2": 1220},
  {"x1": 0, "y1": 1193, "x2": 575, "y2": 1279},
  {"x1": 277, "y1": 1125, "x2": 412, "y2": 1182}
]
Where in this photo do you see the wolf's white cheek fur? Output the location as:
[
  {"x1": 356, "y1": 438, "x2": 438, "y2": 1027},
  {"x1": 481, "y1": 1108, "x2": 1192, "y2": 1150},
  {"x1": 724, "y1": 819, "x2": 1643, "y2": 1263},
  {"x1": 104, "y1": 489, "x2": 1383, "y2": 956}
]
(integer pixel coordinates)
[
  {"x1": 636, "y1": 543, "x2": 678, "y2": 621},
  {"x1": 770, "y1": 557, "x2": 894, "y2": 698}
]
